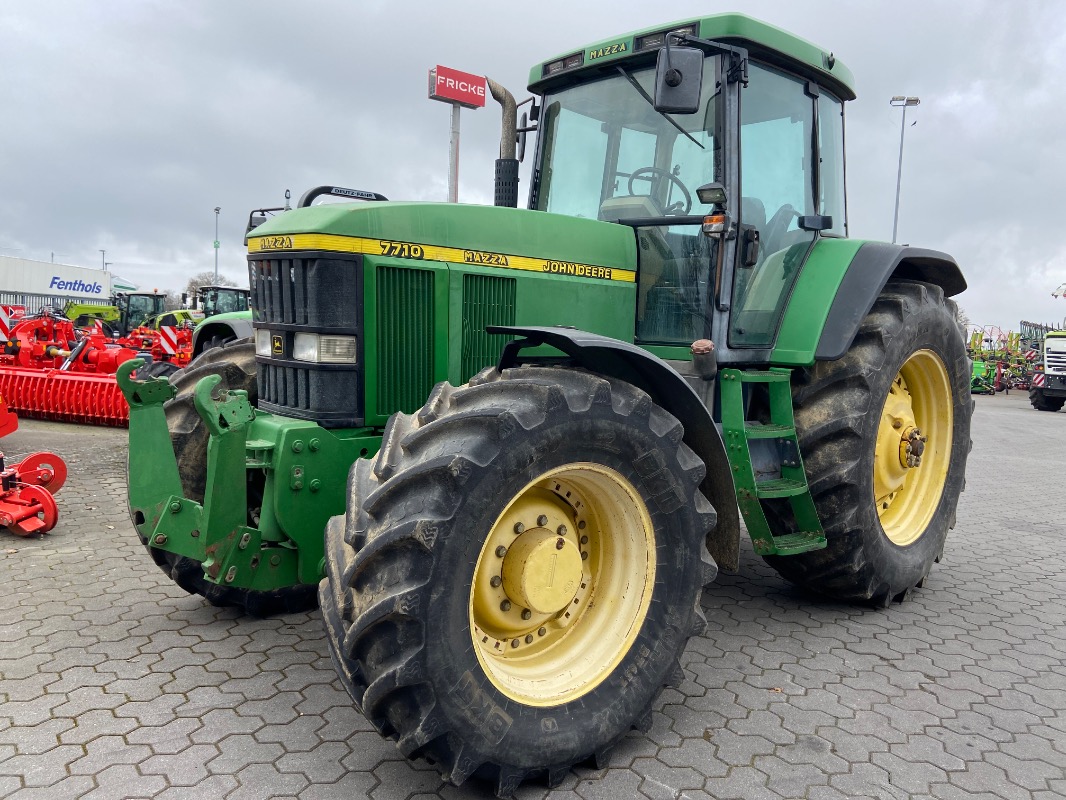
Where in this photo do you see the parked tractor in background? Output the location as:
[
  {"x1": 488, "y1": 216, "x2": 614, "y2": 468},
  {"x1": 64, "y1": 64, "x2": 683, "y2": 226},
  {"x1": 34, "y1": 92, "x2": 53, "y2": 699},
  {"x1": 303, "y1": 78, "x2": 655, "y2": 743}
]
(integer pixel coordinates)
[
  {"x1": 121, "y1": 14, "x2": 971, "y2": 795},
  {"x1": 188, "y1": 285, "x2": 250, "y2": 318},
  {"x1": 1031, "y1": 329, "x2": 1066, "y2": 411},
  {"x1": 64, "y1": 291, "x2": 178, "y2": 337},
  {"x1": 186, "y1": 286, "x2": 253, "y2": 357}
]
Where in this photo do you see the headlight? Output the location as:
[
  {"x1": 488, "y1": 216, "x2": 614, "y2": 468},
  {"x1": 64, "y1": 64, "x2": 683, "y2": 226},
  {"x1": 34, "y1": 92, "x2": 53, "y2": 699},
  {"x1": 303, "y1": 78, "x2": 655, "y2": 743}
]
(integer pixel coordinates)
[
  {"x1": 293, "y1": 333, "x2": 358, "y2": 364},
  {"x1": 255, "y1": 328, "x2": 272, "y2": 356}
]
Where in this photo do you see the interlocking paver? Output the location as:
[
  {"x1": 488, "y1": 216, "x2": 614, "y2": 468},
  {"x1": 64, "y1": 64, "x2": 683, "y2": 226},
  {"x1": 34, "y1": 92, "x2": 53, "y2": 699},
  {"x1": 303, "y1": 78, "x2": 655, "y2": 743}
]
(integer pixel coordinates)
[{"x1": 0, "y1": 390, "x2": 1064, "y2": 800}]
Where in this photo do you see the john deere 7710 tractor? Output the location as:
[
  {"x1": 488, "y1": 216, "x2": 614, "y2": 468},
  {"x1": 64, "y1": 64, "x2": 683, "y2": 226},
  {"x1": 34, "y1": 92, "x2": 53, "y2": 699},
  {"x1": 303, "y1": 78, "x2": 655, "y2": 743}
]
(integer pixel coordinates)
[{"x1": 120, "y1": 14, "x2": 971, "y2": 794}]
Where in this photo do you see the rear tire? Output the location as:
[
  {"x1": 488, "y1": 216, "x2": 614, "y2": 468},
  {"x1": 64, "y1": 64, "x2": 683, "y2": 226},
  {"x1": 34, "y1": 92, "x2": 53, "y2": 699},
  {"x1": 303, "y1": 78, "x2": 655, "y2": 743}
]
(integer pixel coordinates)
[
  {"x1": 134, "y1": 360, "x2": 179, "y2": 381},
  {"x1": 134, "y1": 337, "x2": 318, "y2": 616},
  {"x1": 320, "y1": 366, "x2": 717, "y2": 795},
  {"x1": 763, "y1": 281, "x2": 972, "y2": 605},
  {"x1": 1030, "y1": 386, "x2": 1064, "y2": 411},
  {"x1": 202, "y1": 333, "x2": 235, "y2": 352}
]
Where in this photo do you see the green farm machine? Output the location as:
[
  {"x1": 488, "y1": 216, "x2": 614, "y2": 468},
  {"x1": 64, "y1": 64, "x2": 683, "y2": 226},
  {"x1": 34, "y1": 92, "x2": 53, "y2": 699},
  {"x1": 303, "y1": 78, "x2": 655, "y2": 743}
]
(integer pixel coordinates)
[
  {"x1": 65, "y1": 291, "x2": 196, "y2": 337},
  {"x1": 120, "y1": 14, "x2": 971, "y2": 794},
  {"x1": 184, "y1": 285, "x2": 254, "y2": 357}
]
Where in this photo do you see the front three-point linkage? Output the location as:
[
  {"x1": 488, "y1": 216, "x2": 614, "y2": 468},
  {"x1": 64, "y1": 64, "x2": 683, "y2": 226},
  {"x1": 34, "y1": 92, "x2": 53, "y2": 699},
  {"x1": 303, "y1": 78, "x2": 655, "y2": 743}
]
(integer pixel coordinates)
[{"x1": 117, "y1": 359, "x2": 301, "y2": 590}]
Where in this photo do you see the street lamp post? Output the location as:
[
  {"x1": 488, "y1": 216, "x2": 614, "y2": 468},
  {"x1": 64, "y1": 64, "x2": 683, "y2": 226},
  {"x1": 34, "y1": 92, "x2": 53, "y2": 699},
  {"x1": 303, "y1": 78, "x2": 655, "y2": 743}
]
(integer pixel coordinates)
[
  {"x1": 890, "y1": 95, "x2": 920, "y2": 244},
  {"x1": 213, "y1": 207, "x2": 221, "y2": 283},
  {"x1": 100, "y1": 249, "x2": 106, "y2": 271}
]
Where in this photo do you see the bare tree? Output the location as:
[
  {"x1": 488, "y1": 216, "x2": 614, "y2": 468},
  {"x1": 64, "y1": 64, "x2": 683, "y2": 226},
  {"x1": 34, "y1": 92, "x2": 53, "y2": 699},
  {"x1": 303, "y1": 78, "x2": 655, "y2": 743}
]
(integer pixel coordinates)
[
  {"x1": 185, "y1": 271, "x2": 237, "y2": 295},
  {"x1": 163, "y1": 289, "x2": 184, "y2": 311}
]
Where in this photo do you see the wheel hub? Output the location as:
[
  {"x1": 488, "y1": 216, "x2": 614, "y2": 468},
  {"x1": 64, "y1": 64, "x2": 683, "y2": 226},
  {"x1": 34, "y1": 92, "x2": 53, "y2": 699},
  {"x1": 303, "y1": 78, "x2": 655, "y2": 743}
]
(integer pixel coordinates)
[
  {"x1": 502, "y1": 528, "x2": 583, "y2": 615},
  {"x1": 899, "y1": 427, "x2": 926, "y2": 468}
]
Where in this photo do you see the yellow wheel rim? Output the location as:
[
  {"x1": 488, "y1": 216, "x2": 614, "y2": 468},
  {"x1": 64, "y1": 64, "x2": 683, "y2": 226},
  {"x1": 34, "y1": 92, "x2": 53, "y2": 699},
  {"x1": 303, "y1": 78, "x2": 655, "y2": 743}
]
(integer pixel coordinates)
[
  {"x1": 874, "y1": 349, "x2": 953, "y2": 546},
  {"x1": 469, "y1": 463, "x2": 655, "y2": 707}
]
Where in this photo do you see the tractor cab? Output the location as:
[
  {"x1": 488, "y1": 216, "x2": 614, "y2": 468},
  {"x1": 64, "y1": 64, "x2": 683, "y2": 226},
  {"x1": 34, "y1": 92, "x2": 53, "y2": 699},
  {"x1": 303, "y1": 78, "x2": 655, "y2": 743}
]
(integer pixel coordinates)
[
  {"x1": 115, "y1": 292, "x2": 166, "y2": 334},
  {"x1": 529, "y1": 16, "x2": 850, "y2": 358},
  {"x1": 194, "y1": 285, "x2": 250, "y2": 317}
]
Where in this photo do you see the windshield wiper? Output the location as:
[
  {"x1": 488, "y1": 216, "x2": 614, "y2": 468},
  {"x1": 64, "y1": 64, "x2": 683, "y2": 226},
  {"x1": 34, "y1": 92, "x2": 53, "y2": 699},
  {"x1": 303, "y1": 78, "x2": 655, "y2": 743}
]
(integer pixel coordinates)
[{"x1": 616, "y1": 66, "x2": 704, "y2": 150}]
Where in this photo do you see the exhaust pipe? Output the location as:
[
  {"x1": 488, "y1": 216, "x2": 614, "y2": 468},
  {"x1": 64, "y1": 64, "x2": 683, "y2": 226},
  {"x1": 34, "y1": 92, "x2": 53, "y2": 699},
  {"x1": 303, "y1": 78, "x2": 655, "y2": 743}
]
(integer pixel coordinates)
[{"x1": 487, "y1": 78, "x2": 519, "y2": 208}]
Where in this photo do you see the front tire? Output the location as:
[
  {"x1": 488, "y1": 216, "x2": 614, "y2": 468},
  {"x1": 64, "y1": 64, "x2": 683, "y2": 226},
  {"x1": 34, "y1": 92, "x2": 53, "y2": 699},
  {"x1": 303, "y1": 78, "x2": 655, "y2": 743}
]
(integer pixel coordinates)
[
  {"x1": 134, "y1": 338, "x2": 318, "y2": 616},
  {"x1": 764, "y1": 281, "x2": 972, "y2": 605},
  {"x1": 320, "y1": 366, "x2": 716, "y2": 795},
  {"x1": 1030, "y1": 386, "x2": 1064, "y2": 411}
]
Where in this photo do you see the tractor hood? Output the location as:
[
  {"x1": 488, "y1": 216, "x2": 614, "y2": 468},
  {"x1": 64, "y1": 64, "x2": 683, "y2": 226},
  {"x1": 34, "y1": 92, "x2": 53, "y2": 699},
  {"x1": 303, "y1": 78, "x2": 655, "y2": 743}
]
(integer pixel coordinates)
[{"x1": 246, "y1": 202, "x2": 638, "y2": 274}]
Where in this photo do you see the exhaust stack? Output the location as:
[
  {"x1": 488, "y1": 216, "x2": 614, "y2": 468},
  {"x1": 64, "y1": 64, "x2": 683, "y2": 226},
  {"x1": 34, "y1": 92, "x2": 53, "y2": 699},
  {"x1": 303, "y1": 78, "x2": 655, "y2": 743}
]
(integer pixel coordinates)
[{"x1": 487, "y1": 78, "x2": 519, "y2": 208}]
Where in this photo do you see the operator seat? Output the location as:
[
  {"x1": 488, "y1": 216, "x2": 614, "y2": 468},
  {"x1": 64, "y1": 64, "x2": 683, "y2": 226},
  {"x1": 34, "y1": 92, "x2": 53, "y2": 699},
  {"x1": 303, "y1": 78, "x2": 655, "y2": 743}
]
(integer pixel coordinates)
[{"x1": 740, "y1": 196, "x2": 767, "y2": 265}]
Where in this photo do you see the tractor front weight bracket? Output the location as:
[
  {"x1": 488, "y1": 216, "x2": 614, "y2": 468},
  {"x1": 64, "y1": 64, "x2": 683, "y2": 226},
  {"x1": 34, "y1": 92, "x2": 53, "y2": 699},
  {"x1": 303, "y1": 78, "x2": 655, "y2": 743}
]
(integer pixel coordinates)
[{"x1": 118, "y1": 363, "x2": 304, "y2": 591}]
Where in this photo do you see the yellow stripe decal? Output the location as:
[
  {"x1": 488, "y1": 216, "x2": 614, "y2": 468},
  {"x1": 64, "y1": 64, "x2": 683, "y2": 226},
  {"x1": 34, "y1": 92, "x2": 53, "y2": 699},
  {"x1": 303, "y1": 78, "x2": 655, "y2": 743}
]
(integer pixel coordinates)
[{"x1": 248, "y1": 233, "x2": 636, "y2": 283}]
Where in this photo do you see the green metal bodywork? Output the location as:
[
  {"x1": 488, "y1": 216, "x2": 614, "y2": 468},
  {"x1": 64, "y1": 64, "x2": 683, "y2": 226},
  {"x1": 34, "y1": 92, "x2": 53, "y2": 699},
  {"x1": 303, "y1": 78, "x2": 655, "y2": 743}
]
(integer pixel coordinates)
[
  {"x1": 192, "y1": 309, "x2": 254, "y2": 355},
  {"x1": 771, "y1": 238, "x2": 865, "y2": 365}
]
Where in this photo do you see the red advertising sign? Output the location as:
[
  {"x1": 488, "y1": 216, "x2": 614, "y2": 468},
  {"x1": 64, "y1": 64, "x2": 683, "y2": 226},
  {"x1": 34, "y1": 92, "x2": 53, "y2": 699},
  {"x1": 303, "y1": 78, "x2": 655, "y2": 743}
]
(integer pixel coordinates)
[{"x1": 429, "y1": 65, "x2": 486, "y2": 109}]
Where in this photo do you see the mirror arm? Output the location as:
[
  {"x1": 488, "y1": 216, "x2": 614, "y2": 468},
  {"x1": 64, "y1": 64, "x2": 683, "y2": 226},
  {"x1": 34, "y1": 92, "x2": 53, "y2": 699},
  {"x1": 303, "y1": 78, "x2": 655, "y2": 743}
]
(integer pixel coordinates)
[{"x1": 668, "y1": 33, "x2": 749, "y2": 85}]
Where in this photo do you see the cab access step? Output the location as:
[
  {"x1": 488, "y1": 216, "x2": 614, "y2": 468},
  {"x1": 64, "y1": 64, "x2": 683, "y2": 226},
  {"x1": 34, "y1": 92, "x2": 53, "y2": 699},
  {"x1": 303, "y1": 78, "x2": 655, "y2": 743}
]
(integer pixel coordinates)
[{"x1": 720, "y1": 368, "x2": 827, "y2": 556}]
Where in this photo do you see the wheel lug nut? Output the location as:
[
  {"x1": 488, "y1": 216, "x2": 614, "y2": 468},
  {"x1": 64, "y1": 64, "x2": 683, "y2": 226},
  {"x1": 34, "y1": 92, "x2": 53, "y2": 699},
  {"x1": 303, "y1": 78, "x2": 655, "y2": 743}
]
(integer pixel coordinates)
[
  {"x1": 538, "y1": 627, "x2": 547, "y2": 636},
  {"x1": 511, "y1": 639, "x2": 520, "y2": 648},
  {"x1": 582, "y1": 551, "x2": 589, "y2": 560},
  {"x1": 525, "y1": 634, "x2": 533, "y2": 644},
  {"x1": 513, "y1": 522, "x2": 525, "y2": 534},
  {"x1": 557, "y1": 524, "x2": 567, "y2": 535},
  {"x1": 578, "y1": 520, "x2": 586, "y2": 530},
  {"x1": 521, "y1": 609, "x2": 531, "y2": 620},
  {"x1": 500, "y1": 600, "x2": 511, "y2": 612},
  {"x1": 495, "y1": 545, "x2": 507, "y2": 557},
  {"x1": 556, "y1": 538, "x2": 565, "y2": 550},
  {"x1": 580, "y1": 535, "x2": 588, "y2": 545},
  {"x1": 490, "y1": 575, "x2": 502, "y2": 588},
  {"x1": 537, "y1": 515, "x2": 548, "y2": 526}
]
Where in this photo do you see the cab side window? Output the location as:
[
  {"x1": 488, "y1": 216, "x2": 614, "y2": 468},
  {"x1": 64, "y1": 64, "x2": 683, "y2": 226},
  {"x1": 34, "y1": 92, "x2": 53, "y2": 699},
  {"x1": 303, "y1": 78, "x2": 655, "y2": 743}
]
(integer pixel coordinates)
[{"x1": 731, "y1": 63, "x2": 817, "y2": 348}]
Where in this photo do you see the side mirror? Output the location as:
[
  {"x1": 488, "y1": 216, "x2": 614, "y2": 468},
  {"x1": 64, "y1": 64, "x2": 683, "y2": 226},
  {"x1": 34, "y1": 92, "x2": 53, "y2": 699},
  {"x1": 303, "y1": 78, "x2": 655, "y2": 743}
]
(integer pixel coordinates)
[
  {"x1": 798, "y1": 215, "x2": 833, "y2": 232},
  {"x1": 180, "y1": 292, "x2": 188, "y2": 306},
  {"x1": 517, "y1": 111, "x2": 528, "y2": 163},
  {"x1": 654, "y1": 39, "x2": 703, "y2": 114}
]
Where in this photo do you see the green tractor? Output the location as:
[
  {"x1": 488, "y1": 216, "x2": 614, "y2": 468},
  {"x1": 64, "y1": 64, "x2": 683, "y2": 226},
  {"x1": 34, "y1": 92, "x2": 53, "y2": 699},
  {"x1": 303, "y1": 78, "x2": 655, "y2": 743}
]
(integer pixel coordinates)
[
  {"x1": 186, "y1": 285, "x2": 254, "y2": 356},
  {"x1": 120, "y1": 13, "x2": 971, "y2": 795},
  {"x1": 65, "y1": 291, "x2": 196, "y2": 337}
]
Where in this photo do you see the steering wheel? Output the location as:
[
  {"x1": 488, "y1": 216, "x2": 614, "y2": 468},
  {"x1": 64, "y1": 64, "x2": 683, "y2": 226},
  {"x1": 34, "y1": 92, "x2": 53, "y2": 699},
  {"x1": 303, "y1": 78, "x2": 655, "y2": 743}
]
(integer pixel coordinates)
[
  {"x1": 627, "y1": 167, "x2": 692, "y2": 215},
  {"x1": 763, "y1": 204, "x2": 800, "y2": 253}
]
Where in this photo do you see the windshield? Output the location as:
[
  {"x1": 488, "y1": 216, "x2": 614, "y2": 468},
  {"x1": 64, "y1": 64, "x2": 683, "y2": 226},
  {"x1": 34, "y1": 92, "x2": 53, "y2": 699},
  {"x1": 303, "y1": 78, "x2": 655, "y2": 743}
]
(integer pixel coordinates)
[
  {"x1": 205, "y1": 289, "x2": 247, "y2": 315},
  {"x1": 534, "y1": 59, "x2": 721, "y2": 344},
  {"x1": 534, "y1": 59, "x2": 720, "y2": 221},
  {"x1": 127, "y1": 294, "x2": 163, "y2": 326}
]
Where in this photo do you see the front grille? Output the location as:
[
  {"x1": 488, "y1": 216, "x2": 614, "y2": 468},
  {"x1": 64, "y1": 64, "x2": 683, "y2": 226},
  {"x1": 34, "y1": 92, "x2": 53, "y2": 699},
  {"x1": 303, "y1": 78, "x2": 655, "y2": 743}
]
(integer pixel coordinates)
[
  {"x1": 1047, "y1": 350, "x2": 1066, "y2": 372},
  {"x1": 461, "y1": 274, "x2": 515, "y2": 382},
  {"x1": 249, "y1": 253, "x2": 363, "y2": 428}
]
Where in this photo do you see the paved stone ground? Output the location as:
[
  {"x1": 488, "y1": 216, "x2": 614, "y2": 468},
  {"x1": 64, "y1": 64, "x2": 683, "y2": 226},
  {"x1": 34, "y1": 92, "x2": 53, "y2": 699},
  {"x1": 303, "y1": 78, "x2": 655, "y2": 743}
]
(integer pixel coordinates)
[{"x1": 0, "y1": 392, "x2": 1063, "y2": 799}]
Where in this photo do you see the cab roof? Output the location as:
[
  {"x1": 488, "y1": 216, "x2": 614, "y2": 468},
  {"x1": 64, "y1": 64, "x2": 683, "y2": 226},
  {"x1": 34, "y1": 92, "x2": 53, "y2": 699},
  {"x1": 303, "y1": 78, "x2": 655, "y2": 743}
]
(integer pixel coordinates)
[{"x1": 529, "y1": 13, "x2": 856, "y2": 101}]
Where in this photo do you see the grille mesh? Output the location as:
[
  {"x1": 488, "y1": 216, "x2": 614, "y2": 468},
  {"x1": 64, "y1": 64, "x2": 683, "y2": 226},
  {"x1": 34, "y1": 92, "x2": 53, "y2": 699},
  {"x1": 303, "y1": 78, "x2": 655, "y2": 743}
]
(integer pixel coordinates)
[
  {"x1": 461, "y1": 274, "x2": 515, "y2": 383},
  {"x1": 376, "y1": 266, "x2": 434, "y2": 413}
]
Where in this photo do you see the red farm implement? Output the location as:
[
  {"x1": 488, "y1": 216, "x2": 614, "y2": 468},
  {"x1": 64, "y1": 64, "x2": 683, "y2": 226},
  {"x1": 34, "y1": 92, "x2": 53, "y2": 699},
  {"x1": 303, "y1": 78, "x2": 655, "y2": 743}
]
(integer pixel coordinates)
[
  {"x1": 0, "y1": 309, "x2": 162, "y2": 426},
  {"x1": 0, "y1": 397, "x2": 66, "y2": 536}
]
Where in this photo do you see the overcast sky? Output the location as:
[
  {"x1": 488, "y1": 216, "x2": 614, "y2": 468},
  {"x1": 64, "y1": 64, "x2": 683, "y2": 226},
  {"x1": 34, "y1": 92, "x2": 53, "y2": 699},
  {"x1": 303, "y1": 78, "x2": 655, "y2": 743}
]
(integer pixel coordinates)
[{"x1": 3, "y1": 0, "x2": 1065, "y2": 334}]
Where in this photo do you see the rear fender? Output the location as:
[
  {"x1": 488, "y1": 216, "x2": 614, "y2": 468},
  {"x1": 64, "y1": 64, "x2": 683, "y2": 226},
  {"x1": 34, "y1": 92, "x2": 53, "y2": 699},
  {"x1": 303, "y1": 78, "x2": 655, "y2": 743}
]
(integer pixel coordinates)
[
  {"x1": 772, "y1": 240, "x2": 966, "y2": 365},
  {"x1": 491, "y1": 325, "x2": 742, "y2": 571},
  {"x1": 193, "y1": 316, "x2": 254, "y2": 355}
]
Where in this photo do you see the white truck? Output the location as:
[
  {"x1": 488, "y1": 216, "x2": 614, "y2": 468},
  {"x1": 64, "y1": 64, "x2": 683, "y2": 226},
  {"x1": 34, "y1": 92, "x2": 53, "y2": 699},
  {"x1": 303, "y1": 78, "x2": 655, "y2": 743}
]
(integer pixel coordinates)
[{"x1": 1031, "y1": 330, "x2": 1066, "y2": 411}]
